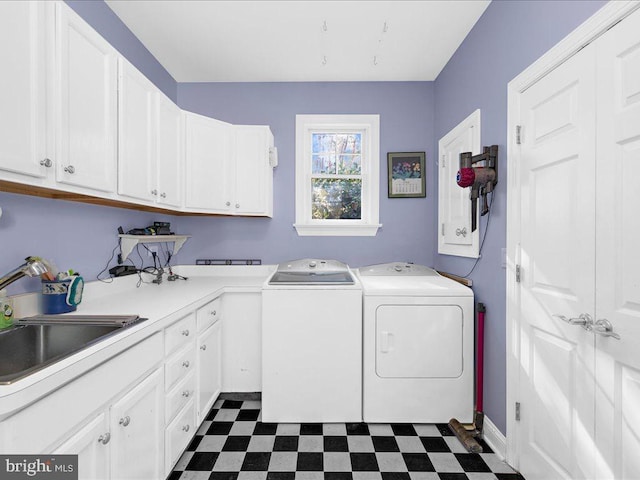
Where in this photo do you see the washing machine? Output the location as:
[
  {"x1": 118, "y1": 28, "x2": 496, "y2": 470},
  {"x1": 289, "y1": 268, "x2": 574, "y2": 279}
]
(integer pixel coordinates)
[
  {"x1": 262, "y1": 259, "x2": 362, "y2": 423},
  {"x1": 358, "y1": 262, "x2": 474, "y2": 423}
]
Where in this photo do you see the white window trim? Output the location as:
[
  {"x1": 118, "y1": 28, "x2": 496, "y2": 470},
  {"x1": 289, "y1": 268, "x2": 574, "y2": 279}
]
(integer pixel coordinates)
[{"x1": 294, "y1": 114, "x2": 381, "y2": 236}]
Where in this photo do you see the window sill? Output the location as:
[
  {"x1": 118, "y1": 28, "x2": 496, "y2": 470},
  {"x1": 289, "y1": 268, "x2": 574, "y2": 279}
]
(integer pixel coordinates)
[{"x1": 293, "y1": 223, "x2": 382, "y2": 237}]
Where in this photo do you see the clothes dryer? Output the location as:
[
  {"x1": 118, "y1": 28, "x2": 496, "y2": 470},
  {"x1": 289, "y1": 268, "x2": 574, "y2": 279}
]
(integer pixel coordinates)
[{"x1": 357, "y1": 262, "x2": 474, "y2": 423}]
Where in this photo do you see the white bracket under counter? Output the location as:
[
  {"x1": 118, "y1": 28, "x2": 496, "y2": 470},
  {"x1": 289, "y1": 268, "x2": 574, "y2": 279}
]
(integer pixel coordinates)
[{"x1": 118, "y1": 234, "x2": 191, "y2": 260}]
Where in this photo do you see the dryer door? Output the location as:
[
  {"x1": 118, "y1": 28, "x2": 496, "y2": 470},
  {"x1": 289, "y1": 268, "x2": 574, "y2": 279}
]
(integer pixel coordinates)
[{"x1": 376, "y1": 304, "x2": 463, "y2": 378}]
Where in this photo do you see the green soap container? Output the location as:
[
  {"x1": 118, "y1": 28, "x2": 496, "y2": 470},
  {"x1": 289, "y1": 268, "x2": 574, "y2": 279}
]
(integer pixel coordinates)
[{"x1": 0, "y1": 289, "x2": 13, "y2": 330}]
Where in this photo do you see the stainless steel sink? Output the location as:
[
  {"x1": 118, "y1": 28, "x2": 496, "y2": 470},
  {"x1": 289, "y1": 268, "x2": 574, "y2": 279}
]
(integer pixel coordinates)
[{"x1": 0, "y1": 315, "x2": 145, "y2": 385}]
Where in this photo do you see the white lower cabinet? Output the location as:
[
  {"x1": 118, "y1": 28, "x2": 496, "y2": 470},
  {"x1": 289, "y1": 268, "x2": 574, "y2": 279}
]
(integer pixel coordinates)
[
  {"x1": 52, "y1": 366, "x2": 164, "y2": 480},
  {"x1": 55, "y1": 413, "x2": 110, "y2": 480},
  {"x1": 165, "y1": 400, "x2": 197, "y2": 475},
  {"x1": 197, "y1": 320, "x2": 222, "y2": 423},
  {"x1": 110, "y1": 368, "x2": 164, "y2": 480}
]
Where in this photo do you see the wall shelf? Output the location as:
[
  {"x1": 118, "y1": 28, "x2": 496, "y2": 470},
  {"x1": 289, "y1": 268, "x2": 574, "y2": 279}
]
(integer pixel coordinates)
[{"x1": 118, "y1": 234, "x2": 191, "y2": 260}]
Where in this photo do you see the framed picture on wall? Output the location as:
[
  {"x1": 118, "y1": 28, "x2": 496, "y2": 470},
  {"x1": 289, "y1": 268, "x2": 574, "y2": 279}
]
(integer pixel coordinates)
[{"x1": 387, "y1": 152, "x2": 426, "y2": 198}]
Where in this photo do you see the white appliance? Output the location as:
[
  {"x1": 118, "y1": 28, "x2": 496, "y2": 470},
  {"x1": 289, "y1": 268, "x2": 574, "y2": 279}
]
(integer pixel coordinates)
[
  {"x1": 358, "y1": 262, "x2": 474, "y2": 423},
  {"x1": 261, "y1": 259, "x2": 362, "y2": 423}
]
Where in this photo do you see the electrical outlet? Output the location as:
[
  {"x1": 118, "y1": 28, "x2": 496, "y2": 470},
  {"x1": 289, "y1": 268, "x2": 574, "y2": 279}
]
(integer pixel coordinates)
[{"x1": 147, "y1": 245, "x2": 158, "y2": 257}]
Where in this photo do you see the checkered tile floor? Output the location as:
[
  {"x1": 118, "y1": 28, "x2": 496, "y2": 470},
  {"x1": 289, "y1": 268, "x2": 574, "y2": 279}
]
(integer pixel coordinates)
[{"x1": 169, "y1": 399, "x2": 524, "y2": 480}]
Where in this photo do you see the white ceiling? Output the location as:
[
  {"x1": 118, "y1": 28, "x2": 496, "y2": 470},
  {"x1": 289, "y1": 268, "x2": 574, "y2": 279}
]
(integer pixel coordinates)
[{"x1": 105, "y1": 0, "x2": 491, "y2": 83}]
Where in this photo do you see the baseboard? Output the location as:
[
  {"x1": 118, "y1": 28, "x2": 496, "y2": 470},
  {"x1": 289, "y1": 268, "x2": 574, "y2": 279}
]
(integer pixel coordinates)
[{"x1": 482, "y1": 415, "x2": 507, "y2": 460}]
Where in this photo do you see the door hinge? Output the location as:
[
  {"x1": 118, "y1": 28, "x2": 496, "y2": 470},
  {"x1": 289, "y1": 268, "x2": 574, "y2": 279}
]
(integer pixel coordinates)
[
  {"x1": 441, "y1": 223, "x2": 445, "y2": 237},
  {"x1": 515, "y1": 264, "x2": 521, "y2": 283},
  {"x1": 515, "y1": 402, "x2": 521, "y2": 421},
  {"x1": 515, "y1": 125, "x2": 522, "y2": 145}
]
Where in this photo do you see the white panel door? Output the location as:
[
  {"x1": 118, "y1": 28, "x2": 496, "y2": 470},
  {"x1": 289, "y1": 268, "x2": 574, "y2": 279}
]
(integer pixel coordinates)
[
  {"x1": 156, "y1": 93, "x2": 182, "y2": 208},
  {"x1": 110, "y1": 368, "x2": 163, "y2": 480},
  {"x1": 55, "y1": 2, "x2": 117, "y2": 193},
  {"x1": 518, "y1": 43, "x2": 597, "y2": 480},
  {"x1": 594, "y1": 8, "x2": 640, "y2": 479},
  {"x1": 117, "y1": 58, "x2": 156, "y2": 202},
  {"x1": 184, "y1": 112, "x2": 233, "y2": 211},
  {"x1": 196, "y1": 321, "x2": 221, "y2": 423},
  {"x1": 438, "y1": 110, "x2": 480, "y2": 258},
  {"x1": 234, "y1": 125, "x2": 271, "y2": 215},
  {"x1": 0, "y1": 1, "x2": 48, "y2": 178},
  {"x1": 54, "y1": 412, "x2": 110, "y2": 480}
]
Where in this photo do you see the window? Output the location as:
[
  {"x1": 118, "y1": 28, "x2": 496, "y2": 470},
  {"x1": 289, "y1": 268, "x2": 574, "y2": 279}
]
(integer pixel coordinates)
[{"x1": 294, "y1": 114, "x2": 381, "y2": 236}]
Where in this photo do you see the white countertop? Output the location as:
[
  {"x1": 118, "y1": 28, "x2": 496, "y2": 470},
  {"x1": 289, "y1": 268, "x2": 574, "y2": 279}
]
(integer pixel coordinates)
[{"x1": 0, "y1": 265, "x2": 274, "y2": 419}]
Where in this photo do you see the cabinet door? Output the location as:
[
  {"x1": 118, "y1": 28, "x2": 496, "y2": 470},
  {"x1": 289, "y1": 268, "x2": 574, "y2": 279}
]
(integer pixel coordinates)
[
  {"x1": 54, "y1": 412, "x2": 110, "y2": 480},
  {"x1": 118, "y1": 58, "x2": 156, "y2": 202},
  {"x1": 234, "y1": 125, "x2": 274, "y2": 216},
  {"x1": 156, "y1": 94, "x2": 182, "y2": 208},
  {"x1": 196, "y1": 321, "x2": 221, "y2": 423},
  {"x1": 110, "y1": 368, "x2": 164, "y2": 480},
  {"x1": 54, "y1": 2, "x2": 117, "y2": 193},
  {"x1": 184, "y1": 112, "x2": 233, "y2": 211},
  {"x1": 0, "y1": 1, "x2": 48, "y2": 178}
]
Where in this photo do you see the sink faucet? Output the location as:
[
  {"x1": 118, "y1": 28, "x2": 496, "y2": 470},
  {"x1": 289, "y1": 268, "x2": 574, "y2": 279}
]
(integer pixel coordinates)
[{"x1": 0, "y1": 257, "x2": 49, "y2": 290}]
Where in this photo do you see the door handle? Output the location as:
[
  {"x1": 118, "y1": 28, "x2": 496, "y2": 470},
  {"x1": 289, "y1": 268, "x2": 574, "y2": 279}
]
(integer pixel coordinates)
[
  {"x1": 593, "y1": 318, "x2": 621, "y2": 340},
  {"x1": 380, "y1": 332, "x2": 393, "y2": 353},
  {"x1": 552, "y1": 313, "x2": 593, "y2": 330}
]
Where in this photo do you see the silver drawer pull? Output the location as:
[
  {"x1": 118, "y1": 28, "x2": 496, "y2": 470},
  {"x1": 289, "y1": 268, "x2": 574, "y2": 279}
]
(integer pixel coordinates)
[
  {"x1": 210, "y1": 310, "x2": 217, "y2": 316},
  {"x1": 151, "y1": 189, "x2": 158, "y2": 196},
  {"x1": 97, "y1": 432, "x2": 110, "y2": 445},
  {"x1": 182, "y1": 361, "x2": 190, "y2": 368},
  {"x1": 182, "y1": 390, "x2": 191, "y2": 398},
  {"x1": 40, "y1": 158, "x2": 52, "y2": 168},
  {"x1": 182, "y1": 425, "x2": 190, "y2": 433},
  {"x1": 181, "y1": 329, "x2": 190, "y2": 336},
  {"x1": 225, "y1": 201, "x2": 231, "y2": 207},
  {"x1": 119, "y1": 416, "x2": 130, "y2": 427},
  {"x1": 200, "y1": 344, "x2": 207, "y2": 351},
  {"x1": 160, "y1": 192, "x2": 167, "y2": 198},
  {"x1": 64, "y1": 165, "x2": 75, "y2": 174}
]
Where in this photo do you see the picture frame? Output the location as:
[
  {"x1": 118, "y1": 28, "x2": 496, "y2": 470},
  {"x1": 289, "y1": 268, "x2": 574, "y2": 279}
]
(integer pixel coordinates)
[{"x1": 387, "y1": 152, "x2": 426, "y2": 198}]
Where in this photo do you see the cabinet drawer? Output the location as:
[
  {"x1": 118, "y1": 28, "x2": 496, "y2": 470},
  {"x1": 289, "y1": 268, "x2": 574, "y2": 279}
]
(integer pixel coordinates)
[
  {"x1": 165, "y1": 371, "x2": 196, "y2": 424},
  {"x1": 165, "y1": 400, "x2": 196, "y2": 475},
  {"x1": 165, "y1": 343, "x2": 196, "y2": 392},
  {"x1": 197, "y1": 297, "x2": 221, "y2": 332},
  {"x1": 165, "y1": 313, "x2": 196, "y2": 354}
]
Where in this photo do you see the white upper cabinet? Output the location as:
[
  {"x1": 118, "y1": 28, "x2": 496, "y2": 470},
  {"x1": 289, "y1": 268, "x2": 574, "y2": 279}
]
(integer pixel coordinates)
[
  {"x1": 156, "y1": 93, "x2": 183, "y2": 208},
  {"x1": 118, "y1": 58, "x2": 156, "y2": 202},
  {"x1": 184, "y1": 112, "x2": 233, "y2": 212},
  {"x1": 0, "y1": 1, "x2": 48, "y2": 179},
  {"x1": 234, "y1": 125, "x2": 275, "y2": 217},
  {"x1": 54, "y1": 2, "x2": 117, "y2": 193},
  {"x1": 438, "y1": 109, "x2": 481, "y2": 258}
]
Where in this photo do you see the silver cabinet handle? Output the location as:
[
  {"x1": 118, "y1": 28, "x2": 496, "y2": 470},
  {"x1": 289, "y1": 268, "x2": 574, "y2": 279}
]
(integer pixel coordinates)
[
  {"x1": 226, "y1": 201, "x2": 231, "y2": 207},
  {"x1": 40, "y1": 158, "x2": 52, "y2": 168},
  {"x1": 593, "y1": 318, "x2": 621, "y2": 340},
  {"x1": 210, "y1": 310, "x2": 217, "y2": 316},
  {"x1": 552, "y1": 313, "x2": 593, "y2": 330},
  {"x1": 160, "y1": 192, "x2": 167, "y2": 198},
  {"x1": 97, "y1": 432, "x2": 110, "y2": 445},
  {"x1": 200, "y1": 344, "x2": 207, "y2": 351},
  {"x1": 456, "y1": 227, "x2": 467, "y2": 237},
  {"x1": 182, "y1": 360, "x2": 190, "y2": 368},
  {"x1": 182, "y1": 424, "x2": 190, "y2": 432},
  {"x1": 151, "y1": 189, "x2": 158, "y2": 196},
  {"x1": 182, "y1": 390, "x2": 190, "y2": 398},
  {"x1": 64, "y1": 165, "x2": 75, "y2": 174},
  {"x1": 235, "y1": 203, "x2": 240, "y2": 208},
  {"x1": 181, "y1": 329, "x2": 190, "y2": 336},
  {"x1": 119, "y1": 416, "x2": 130, "y2": 427}
]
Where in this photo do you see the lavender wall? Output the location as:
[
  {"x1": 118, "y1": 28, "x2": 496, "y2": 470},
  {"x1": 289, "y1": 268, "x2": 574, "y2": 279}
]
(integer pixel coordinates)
[
  {"x1": 65, "y1": 0, "x2": 177, "y2": 101},
  {"x1": 176, "y1": 82, "x2": 435, "y2": 268},
  {"x1": 433, "y1": 0, "x2": 606, "y2": 434}
]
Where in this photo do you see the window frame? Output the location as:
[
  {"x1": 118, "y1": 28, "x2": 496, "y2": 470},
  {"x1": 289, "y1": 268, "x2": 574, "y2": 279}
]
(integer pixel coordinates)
[{"x1": 294, "y1": 114, "x2": 381, "y2": 236}]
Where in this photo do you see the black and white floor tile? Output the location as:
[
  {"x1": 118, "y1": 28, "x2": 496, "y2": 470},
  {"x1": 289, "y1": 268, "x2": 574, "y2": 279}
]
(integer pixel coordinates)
[{"x1": 169, "y1": 399, "x2": 524, "y2": 480}]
